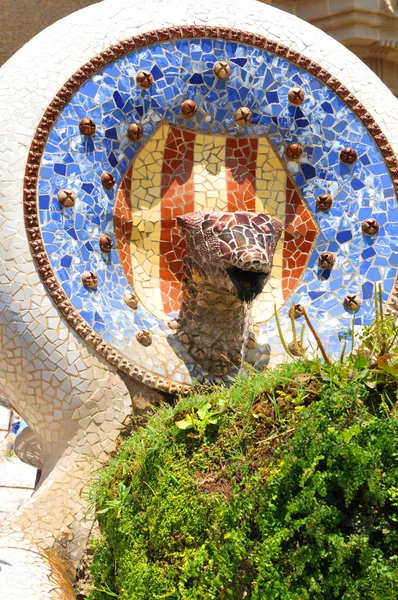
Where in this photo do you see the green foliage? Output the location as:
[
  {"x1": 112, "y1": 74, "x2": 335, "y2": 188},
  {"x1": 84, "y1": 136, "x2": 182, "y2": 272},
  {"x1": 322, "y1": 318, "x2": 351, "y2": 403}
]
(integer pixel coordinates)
[
  {"x1": 96, "y1": 482, "x2": 132, "y2": 519},
  {"x1": 175, "y1": 397, "x2": 227, "y2": 438},
  {"x1": 86, "y1": 316, "x2": 398, "y2": 599},
  {"x1": 278, "y1": 286, "x2": 398, "y2": 387}
]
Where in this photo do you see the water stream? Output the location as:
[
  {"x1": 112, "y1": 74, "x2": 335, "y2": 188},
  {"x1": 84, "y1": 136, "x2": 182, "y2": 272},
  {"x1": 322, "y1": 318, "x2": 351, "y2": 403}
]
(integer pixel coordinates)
[{"x1": 239, "y1": 301, "x2": 252, "y2": 374}]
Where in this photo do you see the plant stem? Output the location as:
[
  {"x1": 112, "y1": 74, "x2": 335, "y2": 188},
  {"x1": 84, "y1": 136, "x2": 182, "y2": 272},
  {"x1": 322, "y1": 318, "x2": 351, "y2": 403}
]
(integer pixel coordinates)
[
  {"x1": 274, "y1": 304, "x2": 294, "y2": 358},
  {"x1": 300, "y1": 323, "x2": 306, "y2": 350},
  {"x1": 339, "y1": 341, "x2": 347, "y2": 364},
  {"x1": 301, "y1": 307, "x2": 332, "y2": 365},
  {"x1": 257, "y1": 427, "x2": 297, "y2": 444},
  {"x1": 374, "y1": 283, "x2": 379, "y2": 326},
  {"x1": 378, "y1": 283, "x2": 384, "y2": 326},
  {"x1": 289, "y1": 303, "x2": 303, "y2": 356}
]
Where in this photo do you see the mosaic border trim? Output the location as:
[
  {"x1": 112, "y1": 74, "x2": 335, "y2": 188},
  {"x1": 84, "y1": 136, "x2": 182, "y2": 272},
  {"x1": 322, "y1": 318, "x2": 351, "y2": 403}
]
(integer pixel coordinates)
[{"x1": 23, "y1": 25, "x2": 398, "y2": 394}]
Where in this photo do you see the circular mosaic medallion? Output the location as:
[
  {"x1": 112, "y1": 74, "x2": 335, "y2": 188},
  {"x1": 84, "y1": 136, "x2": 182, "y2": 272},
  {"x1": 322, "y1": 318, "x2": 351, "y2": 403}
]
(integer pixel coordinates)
[{"x1": 25, "y1": 27, "x2": 398, "y2": 391}]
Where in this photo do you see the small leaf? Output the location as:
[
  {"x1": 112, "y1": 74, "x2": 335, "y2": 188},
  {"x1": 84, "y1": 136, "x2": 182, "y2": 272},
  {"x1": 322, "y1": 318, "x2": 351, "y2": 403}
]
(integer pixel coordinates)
[
  {"x1": 175, "y1": 418, "x2": 194, "y2": 430},
  {"x1": 118, "y1": 482, "x2": 127, "y2": 494},
  {"x1": 197, "y1": 401, "x2": 212, "y2": 420},
  {"x1": 96, "y1": 507, "x2": 111, "y2": 515},
  {"x1": 353, "y1": 353, "x2": 369, "y2": 370},
  {"x1": 364, "y1": 380, "x2": 377, "y2": 390}
]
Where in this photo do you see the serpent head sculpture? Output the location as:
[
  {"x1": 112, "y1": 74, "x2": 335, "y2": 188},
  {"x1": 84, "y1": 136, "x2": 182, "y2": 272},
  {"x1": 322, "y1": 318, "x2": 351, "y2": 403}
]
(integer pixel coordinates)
[{"x1": 173, "y1": 211, "x2": 282, "y2": 376}]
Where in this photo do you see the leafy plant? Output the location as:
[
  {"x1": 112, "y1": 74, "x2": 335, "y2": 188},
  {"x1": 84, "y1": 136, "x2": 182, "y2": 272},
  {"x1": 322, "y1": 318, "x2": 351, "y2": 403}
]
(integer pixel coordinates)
[
  {"x1": 175, "y1": 398, "x2": 226, "y2": 438},
  {"x1": 85, "y1": 344, "x2": 398, "y2": 599},
  {"x1": 96, "y1": 482, "x2": 132, "y2": 519},
  {"x1": 276, "y1": 285, "x2": 398, "y2": 395}
]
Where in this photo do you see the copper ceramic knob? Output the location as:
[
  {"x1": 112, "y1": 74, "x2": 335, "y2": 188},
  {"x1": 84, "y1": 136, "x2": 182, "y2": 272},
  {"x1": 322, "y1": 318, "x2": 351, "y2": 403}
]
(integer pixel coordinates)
[
  {"x1": 127, "y1": 123, "x2": 143, "y2": 141},
  {"x1": 136, "y1": 329, "x2": 152, "y2": 346},
  {"x1": 288, "y1": 86, "x2": 305, "y2": 105},
  {"x1": 136, "y1": 70, "x2": 153, "y2": 89},
  {"x1": 123, "y1": 292, "x2": 139, "y2": 310},
  {"x1": 293, "y1": 304, "x2": 304, "y2": 319},
  {"x1": 288, "y1": 341, "x2": 304, "y2": 357},
  {"x1": 343, "y1": 294, "x2": 362, "y2": 312},
  {"x1": 316, "y1": 194, "x2": 333, "y2": 212},
  {"x1": 57, "y1": 189, "x2": 76, "y2": 208},
  {"x1": 168, "y1": 318, "x2": 180, "y2": 330},
  {"x1": 340, "y1": 147, "x2": 357, "y2": 164},
  {"x1": 101, "y1": 172, "x2": 115, "y2": 190},
  {"x1": 79, "y1": 117, "x2": 96, "y2": 136},
  {"x1": 361, "y1": 218, "x2": 380, "y2": 236},
  {"x1": 81, "y1": 271, "x2": 98, "y2": 289},
  {"x1": 286, "y1": 142, "x2": 303, "y2": 160},
  {"x1": 318, "y1": 251, "x2": 335, "y2": 270},
  {"x1": 235, "y1": 106, "x2": 252, "y2": 126},
  {"x1": 99, "y1": 234, "x2": 113, "y2": 253},
  {"x1": 181, "y1": 99, "x2": 198, "y2": 118},
  {"x1": 213, "y1": 60, "x2": 230, "y2": 80}
]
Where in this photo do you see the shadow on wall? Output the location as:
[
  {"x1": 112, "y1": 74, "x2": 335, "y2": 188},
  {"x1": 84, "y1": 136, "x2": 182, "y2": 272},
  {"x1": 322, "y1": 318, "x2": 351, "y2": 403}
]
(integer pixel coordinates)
[{"x1": 0, "y1": 0, "x2": 103, "y2": 66}]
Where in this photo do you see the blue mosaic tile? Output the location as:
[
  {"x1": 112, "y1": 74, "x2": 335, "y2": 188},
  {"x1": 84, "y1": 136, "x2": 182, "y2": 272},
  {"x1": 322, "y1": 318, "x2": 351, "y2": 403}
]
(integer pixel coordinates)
[{"x1": 37, "y1": 38, "x2": 398, "y2": 370}]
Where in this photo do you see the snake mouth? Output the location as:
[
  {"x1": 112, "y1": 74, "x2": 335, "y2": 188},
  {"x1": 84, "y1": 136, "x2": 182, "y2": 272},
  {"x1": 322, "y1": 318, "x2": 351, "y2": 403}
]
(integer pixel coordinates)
[{"x1": 226, "y1": 267, "x2": 268, "y2": 303}]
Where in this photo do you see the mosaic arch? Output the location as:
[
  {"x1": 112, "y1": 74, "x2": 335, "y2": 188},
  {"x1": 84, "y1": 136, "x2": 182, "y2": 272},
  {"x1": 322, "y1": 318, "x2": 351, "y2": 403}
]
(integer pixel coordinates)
[{"x1": 26, "y1": 27, "x2": 398, "y2": 388}]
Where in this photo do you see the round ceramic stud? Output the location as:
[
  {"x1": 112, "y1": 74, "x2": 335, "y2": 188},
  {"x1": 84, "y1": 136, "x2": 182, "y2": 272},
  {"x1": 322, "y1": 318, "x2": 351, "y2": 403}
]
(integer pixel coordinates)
[
  {"x1": 213, "y1": 60, "x2": 230, "y2": 80},
  {"x1": 288, "y1": 86, "x2": 304, "y2": 105},
  {"x1": 288, "y1": 340, "x2": 304, "y2": 356},
  {"x1": 234, "y1": 106, "x2": 252, "y2": 126},
  {"x1": 99, "y1": 234, "x2": 113, "y2": 253},
  {"x1": 168, "y1": 318, "x2": 180, "y2": 330},
  {"x1": 286, "y1": 142, "x2": 303, "y2": 160},
  {"x1": 318, "y1": 251, "x2": 335, "y2": 270},
  {"x1": 343, "y1": 294, "x2": 362, "y2": 312},
  {"x1": 136, "y1": 70, "x2": 153, "y2": 88},
  {"x1": 79, "y1": 117, "x2": 96, "y2": 136},
  {"x1": 101, "y1": 172, "x2": 115, "y2": 190},
  {"x1": 340, "y1": 147, "x2": 357, "y2": 164},
  {"x1": 136, "y1": 329, "x2": 152, "y2": 346},
  {"x1": 316, "y1": 194, "x2": 333, "y2": 211},
  {"x1": 127, "y1": 123, "x2": 143, "y2": 141},
  {"x1": 181, "y1": 99, "x2": 198, "y2": 118},
  {"x1": 123, "y1": 292, "x2": 139, "y2": 310},
  {"x1": 361, "y1": 218, "x2": 380, "y2": 236},
  {"x1": 81, "y1": 271, "x2": 98, "y2": 289},
  {"x1": 57, "y1": 189, "x2": 76, "y2": 208},
  {"x1": 293, "y1": 304, "x2": 304, "y2": 319}
]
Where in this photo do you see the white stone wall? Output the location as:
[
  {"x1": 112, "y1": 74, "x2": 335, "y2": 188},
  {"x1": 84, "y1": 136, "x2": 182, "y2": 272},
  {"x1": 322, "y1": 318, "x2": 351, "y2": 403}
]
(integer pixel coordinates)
[{"x1": 0, "y1": 406, "x2": 10, "y2": 438}]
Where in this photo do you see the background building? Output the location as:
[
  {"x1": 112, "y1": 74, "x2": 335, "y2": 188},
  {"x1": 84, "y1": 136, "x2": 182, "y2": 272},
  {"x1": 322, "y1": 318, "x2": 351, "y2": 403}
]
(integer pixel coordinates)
[
  {"x1": 264, "y1": 0, "x2": 398, "y2": 96},
  {"x1": 0, "y1": 0, "x2": 101, "y2": 65}
]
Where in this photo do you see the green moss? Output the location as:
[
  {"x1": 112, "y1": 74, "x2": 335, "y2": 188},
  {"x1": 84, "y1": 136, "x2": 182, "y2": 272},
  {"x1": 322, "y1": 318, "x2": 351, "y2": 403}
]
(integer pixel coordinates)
[{"x1": 87, "y1": 357, "x2": 398, "y2": 599}]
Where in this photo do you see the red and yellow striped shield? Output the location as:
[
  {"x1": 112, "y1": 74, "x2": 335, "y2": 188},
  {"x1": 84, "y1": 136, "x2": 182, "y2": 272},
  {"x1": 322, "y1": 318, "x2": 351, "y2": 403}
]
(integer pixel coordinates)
[{"x1": 115, "y1": 124, "x2": 318, "y2": 322}]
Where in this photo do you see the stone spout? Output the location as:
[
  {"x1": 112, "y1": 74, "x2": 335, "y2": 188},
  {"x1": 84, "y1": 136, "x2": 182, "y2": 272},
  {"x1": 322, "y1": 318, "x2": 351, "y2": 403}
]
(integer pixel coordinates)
[{"x1": 172, "y1": 211, "x2": 282, "y2": 377}]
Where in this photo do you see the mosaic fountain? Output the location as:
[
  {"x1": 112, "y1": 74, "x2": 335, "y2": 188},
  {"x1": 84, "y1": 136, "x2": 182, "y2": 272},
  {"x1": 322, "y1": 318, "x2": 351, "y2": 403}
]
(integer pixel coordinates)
[{"x1": 1, "y1": 0, "x2": 398, "y2": 597}]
